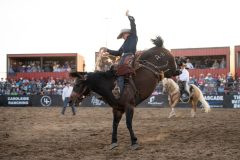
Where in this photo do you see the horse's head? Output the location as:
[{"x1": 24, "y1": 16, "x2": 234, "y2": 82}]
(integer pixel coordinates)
[{"x1": 69, "y1": 72, "x2": 91, "y2": 102}]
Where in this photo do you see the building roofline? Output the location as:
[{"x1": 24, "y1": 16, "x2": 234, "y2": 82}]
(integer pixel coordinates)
[{"x1": 7, "y1": 53, "x2": 79, "y2": 58}]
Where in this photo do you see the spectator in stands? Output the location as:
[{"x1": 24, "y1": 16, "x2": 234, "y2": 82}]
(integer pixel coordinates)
[
  {"x1": 31, "y1": 63, "x2": 38, "y2": 72},
  {"x1": 205, "y1": 73, "x2": 214, "y2": 83},
  {"x1": 220, "y1": 58, "x2": 226, "y2": 68},
  {"x1": 18, "y1": 62, "x2": 25, "y2": 72},
  {"x1": 211, "y1": 60, "x2": 220, "y2": 69},
  {"x1": 226, "y1": 72, "x2": 234, "y2": 87},
  {"x1": 53, "y1": 62, "x2": 58, "y2": 72},
  {"x1": 216, "y1": 74, "x2": 223, "y2": 87},
  {"x1": 204, "y1": 58, "x2": 212, "y2": 68},
  {"x1": 69, "y1": 60, "x2": 76, "y2": 70},
  {"x1": 50, "y1": 77, "x2": 55, "y2": 85},
  {"x1": 10, "y1": 86, "x2": 18, "y2": 95},
  {"x1": 197, "y1": 73, "x2": 205, "y2": 91},
  {"x1": 189, "y1": 75, "x2": 197, "y2": 85},
  {"x1": 205, "y1": 73, "x2": 217, "y2": 94},
  {"x1": 45, "y1": 79, "x2": 53, "y2": 89},
  {"x1": 8, "y1": 65, "x2": 15, "y2": 74},
  {"x1": 43, "y1": 64, "x2": 52, "y2": 72},
  {"x1": 186, "y1": 58, "x2": 194, "y2": 69},
  {"x1": 26, "y1": 65, "x2": 32, "y2": 72},
  {"x1": 15, "y1": 78, "x2": 22, "y2": 88},
  {"x1": 29, "y1": 78, "x2": 38, "y2": 95},
  {"x1": 12, "y1": 62, "x2": 18, "y2": 72},
  {"x1": 217, "y1": 83, "x2": 225, "y2": 95},
  {"x1": 61, "y1": 82, "x2": 76, "y2": 115},
  {"x1": 0, "y1": 78, "x2": 5, "y2": 83},
  {"x1": 203, "y1": 83, "x2": 209, "y2": 94},
  {"x1": 56, "y1": 82, "x2": 63, "y2": 95},
  {"x1": 66, "y1": 64, "x2": 72, "y2": 72},
  {"x1": 63, "y1": 61, "x2": 69, "y2": 69}
]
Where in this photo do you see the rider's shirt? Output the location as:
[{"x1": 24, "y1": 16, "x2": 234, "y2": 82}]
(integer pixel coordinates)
[
  {"x1": 107, "y1": 16, "x2": 138, "y2": 56},
  {"x1": 179, "y1": 68, "x2": 189, "y2": 82}
]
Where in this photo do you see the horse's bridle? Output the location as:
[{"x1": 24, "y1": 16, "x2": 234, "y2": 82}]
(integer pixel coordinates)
[{"x1": 136, "y1": 60, "x2": 170, "y2": 80}]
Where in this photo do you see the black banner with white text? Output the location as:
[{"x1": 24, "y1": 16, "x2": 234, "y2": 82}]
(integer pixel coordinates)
[{"x1": 0, "y1": 94, "x2": 239, "y2": 108}]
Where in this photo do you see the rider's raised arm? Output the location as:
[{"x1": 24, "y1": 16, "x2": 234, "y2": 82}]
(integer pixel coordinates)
[
  {"x1": 128, "y1": 16, "x2": 137, "y2": 36},
  {"x1": 126, "y1": 10, "x2": 137, "y2": 36}
]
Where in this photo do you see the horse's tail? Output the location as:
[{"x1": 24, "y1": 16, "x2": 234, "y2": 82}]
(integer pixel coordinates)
[
  {"x1": 192, "y1": 85, "x2": 211, "y2": 113},
  {"x1": 151, "y1": 36, "x2": 164, "y2": 48}
]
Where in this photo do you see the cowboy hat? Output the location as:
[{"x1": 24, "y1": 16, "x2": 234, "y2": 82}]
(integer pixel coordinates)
[{"x1": 117, "y1": 28, "x2": 131, "y2": 39}]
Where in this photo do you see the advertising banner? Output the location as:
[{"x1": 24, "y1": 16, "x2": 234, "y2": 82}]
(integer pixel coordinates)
[
  {"x1": 4, "y1": 96, "x2": 31, "y2": 107},
  {"x1": 204, "y1": 95, "x2": 224, "y2": 108},
  {"x1": 31, "y1": 95, "x2": 63, "y2": 107},
  {"x1": 0, "y1": 94, "x2": 239, "y2": 108},
  {"x1": 223, "y1": 94, "x2": 240, "y2": 108}
]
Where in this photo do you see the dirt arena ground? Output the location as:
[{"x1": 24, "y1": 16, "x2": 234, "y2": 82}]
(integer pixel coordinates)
[{"x1": 0, "y1": 107, "x2": 240, "y2": 160}]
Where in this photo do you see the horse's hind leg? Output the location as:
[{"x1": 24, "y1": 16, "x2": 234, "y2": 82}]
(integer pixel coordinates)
[
  {"x1": 110, "y1": 109, "x2": 123, "y2": 150},
  {"x1": 125, "y1": 106, "x2": 138, "y2": 150}
]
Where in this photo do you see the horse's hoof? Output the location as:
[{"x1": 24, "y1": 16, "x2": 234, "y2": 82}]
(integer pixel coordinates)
[
  {"x1": 168, "y1": 113, "x2": 176, "y2": 118},
  {"x1": 168, "y1": 114, "x2": 176, "y2": 118},
  {"x1": 109, "y1": 143, "x2": 118, "y2": 150},
  {"x1": 131, "y1": 143, "x2": 140, "y2": 150},
  {"x1": 191, "y1": 114, "x2": 196, "y2": 118}
]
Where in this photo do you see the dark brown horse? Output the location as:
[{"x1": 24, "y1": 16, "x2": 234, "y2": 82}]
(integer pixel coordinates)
[{"x1": 70, "y1": 36, "x2": 180, "y2": 150}]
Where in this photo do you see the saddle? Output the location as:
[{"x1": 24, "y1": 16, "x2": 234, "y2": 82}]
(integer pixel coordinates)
[
  {"x1": 111, "y1": 64, "x2": 137, "y2": 99},
  {"x1": 116, "y1": 64, "x2": 135, "y2": 76}
]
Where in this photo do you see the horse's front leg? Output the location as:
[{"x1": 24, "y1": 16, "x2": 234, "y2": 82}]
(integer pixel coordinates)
[
  {"x1": 168, "y1": 95, "x2": 177, "y2": 118},
  {"x1": 125, "y1": 106, "x2": 139, "y2": 150},
  {"x1": 110, "y1": 108, "x2": 123, "y2": 150}
]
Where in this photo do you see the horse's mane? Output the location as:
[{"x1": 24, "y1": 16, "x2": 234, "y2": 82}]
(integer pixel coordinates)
[
  {"x1": 139, "y1": 36, "x2": 172, "y2": 60},
  {"x1": 151, "y1": 36, "x2": 164, "y2": 47}
]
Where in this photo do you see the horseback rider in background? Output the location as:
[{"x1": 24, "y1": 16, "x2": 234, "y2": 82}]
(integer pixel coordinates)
[
  {"x1": 100, "y1": 10, "x2": 138, "y2": 98},
  {"x1": 177, "y1": 61, "x2": 190, "y2": 102}
]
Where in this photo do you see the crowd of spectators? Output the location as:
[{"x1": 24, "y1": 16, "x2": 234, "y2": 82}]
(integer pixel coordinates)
[
  {"x1": 183, "y1": 57, "x2": 226, "y2": 69},
  {"x1": 0, "y1": 72, "x2": 239, "y2": 96},
  {"x1": 8, "y1": 61, "x2": 75, "y2": 74},
  {"x1": 187, "y1": 72, "x2": 240, "y2": 95},
  {"x1": 0, "y1": 77, "x2": 73, "y2": 96}
]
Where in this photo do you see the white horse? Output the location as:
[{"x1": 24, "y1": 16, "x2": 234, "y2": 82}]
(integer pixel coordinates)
[{"x1": 162, "y1": 78, "x2": 211, "y2": 118}]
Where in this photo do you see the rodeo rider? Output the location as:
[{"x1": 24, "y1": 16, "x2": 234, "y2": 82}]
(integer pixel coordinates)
[
  {"x1": 100, "y1": 10, "x2": 138, "y2": 98},
  {"x1": 178, "y1": 61, "x2": 190, "y2": 102}
]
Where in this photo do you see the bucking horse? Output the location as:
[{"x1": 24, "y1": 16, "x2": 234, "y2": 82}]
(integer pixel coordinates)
[{"x1": 69, "y1": 36, "x2": 181, "y2": 150}]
